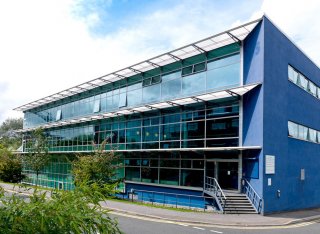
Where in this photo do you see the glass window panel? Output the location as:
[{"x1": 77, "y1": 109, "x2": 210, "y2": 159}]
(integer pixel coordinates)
[
  {"x1": 141, "y1": 167, "x2": 158, "y2": 183},
  {"x1": 118, "y1": 92, "x2": 127, "y2": 108},
  {"x1": 152, "y1": 75, "x2": 161, "y2": 84},
  {"x1": 308, "y1": 82, "x2": 317, "y2": 96},
  {"x1": 206, "y1": 117, "x2": 239, "y2": 138},
  {"x1": 207, "y1": 54, "x2": 240, "y2": 70},
  {"x1": 318, "y1": 131, "x2": 320, "y2": 143},
  {"x1": 181, "y1": 140, "x2": 204, "y2": 148},
  {"x1": 206, "y1": 63, "x2": 240, "y2": 91},
  {"x1": 181, "y1": 121, "x2": 204, "y2": 140},
  {"x1": 193, "y1": 160, "x2": 204, "y2": 169},
  {"x1": 288, "y1": 121, "x2": 298, "y2": 138},
  {"x1": 161, "y1": 123, "x2": 180, "y2": 141},
  {"x1": 142, "y1": 83, "x2": 160, "y2": 103},
  {"x1": 180, "y1": 170, "x2": 203, "y2": 187},
  {"x1": 124, "y1": 159, "x2": 141, "y2": 166},
  {"x1": 143, "y1": 126, "x2": 159, "y2": 142},
  {"x1": 181, "y1": 160, "x2": 191, "y2": 168},
  {"x1": 162, "y1": 71, "x2": 180, "y2": 82},
  {"x1": 142, "y1": 78, "x2": 152, "y2": 87},
  {"x1": 288, "y1": 65, "x2": 297, "y2": 83},
  {"x1": 309, "y1": 128, "x2": 317, "y2": 142},
  {"x1": 206, "y1": 138, "x2": 238, "y2": 147},
  {"x1": 318, "y1": 88, "x2": 320, "y2": 99},
  {"x1": 182, "y1": 72, "x2": 206, "y2": 95},
  {"x1": 127, "y1": 119, "x2": 141, "y2": 128},
  {"x1": 126, "y1": 128, "x2": 141, "y2": 143},
  {"x1": 56, "y1": 110, "x2": 62, "y2": 121},
  {"x1": 193, "y1": 62, "x2": 206, "y2": 73},
  {"x1": 160, "y1": 159, "x2": 179, "y2": 168},
  {"x1": 127, "y1": 88, "x2": 142, "y2": 107},
  {"x1": 298, "y1": 125, "x2": 308, "y2": 140},
  {"x1": 182, "y1": 66, "x2": 193, "y2": 76},
  {"x1": 159, "y1": 169, "x2": 179, "y2": 185},
  {"x1": 299, "y1": 75, "x2": 308, "y2": 90},
  {"x1": 93, "y1": 99, "x2": 100, "y2": 113},
  {"x1": 162, "y1": 113, "x2": 180, "y2": 124},
  {"x1": 161, "y1": 78, "x2": 181, "y2": 100},
  {"x1": 125, "y1": 167, "x2": 140, "y2": 182},
  {"x1": 160, "y1": 141, "x2": 180, "y2": 149}
]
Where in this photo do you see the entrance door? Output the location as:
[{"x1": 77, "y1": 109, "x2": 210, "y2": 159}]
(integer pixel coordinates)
[
  {"x1": 217, "y1": 162, "x2": 238, "y2": 190},
  {"x1": 206, "y1": 161, "x2": 215, "y2": 178}
]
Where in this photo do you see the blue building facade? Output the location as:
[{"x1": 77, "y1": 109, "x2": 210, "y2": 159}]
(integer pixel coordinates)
[{"x1": 15, "y1": 16, "x2": 320, "y2": 214}]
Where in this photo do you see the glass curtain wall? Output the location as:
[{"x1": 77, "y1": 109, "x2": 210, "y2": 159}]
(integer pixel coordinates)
[
  {"x1": 23, "y1": 99, "x2": 240, "y2": 152},
  {"x1": 24, "y1": 44, "x2": 241, "y2": 128}
]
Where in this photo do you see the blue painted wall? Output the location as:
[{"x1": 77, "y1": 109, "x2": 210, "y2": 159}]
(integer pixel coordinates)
[
  {"x1": 125, "y1": 183, "x2": 212, "y2": 209},
  {"x1": 262, "y1": 16, "x2": 320, "y2": 213},
  {"x1": 242, "y1": 20, "x2": 264, "y2": 204}
]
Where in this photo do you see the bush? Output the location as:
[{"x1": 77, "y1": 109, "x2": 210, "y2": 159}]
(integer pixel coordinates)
[
  {"x1": 0, "y1": 183, "x2": 121, "y2": 234},
  {"x1": 72, "y1": 141, "x2": 122, "y2": 192},
  {"x1": 0, "y1": 148, "x2": 24, "y2": 183}
]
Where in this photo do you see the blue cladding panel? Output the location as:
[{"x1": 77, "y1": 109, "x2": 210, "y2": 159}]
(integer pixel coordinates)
[
  {"x1": 263, "y1": 16, "x2": 320, "y2": 213},
  {"x1": 125, "y1": 183, "x2": 209, "y2": 209},
  {"x1": 242, "y1": 21, "x2": 264, "y2": 203}
]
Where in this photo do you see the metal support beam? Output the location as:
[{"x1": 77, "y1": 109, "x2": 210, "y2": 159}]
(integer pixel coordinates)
[
  {"x1": 168, "y1": 53, "x2": 181, "y2": 61},
  {"x1": 129, "y1": 67, "x2": 142, "y2": 74},
  {"x1": 227, "y1": 32, "x2": 241, "y2": 45},
  {"x1": 192, "y1": 44, "x2": 206, "y2": 53},
  {"x1": 147, "y1": 61, "x2": 160, "y2": 68}
]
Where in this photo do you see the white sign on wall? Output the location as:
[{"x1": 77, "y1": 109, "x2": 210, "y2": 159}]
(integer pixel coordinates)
[{"x1": 265, "y1": 155, "x2": 275, "y2": 174}]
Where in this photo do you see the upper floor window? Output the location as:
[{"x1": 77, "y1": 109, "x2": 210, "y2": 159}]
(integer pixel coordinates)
[
  {"x1": 288, "y1": 65, "x2": 320, "y2": 99},
  {"x1": 288, "y1": 121, "x2": 320, "y2": 144}
]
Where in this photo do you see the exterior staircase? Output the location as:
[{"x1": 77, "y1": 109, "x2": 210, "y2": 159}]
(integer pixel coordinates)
[
  {"x1": 221, "y1": 191, "x2": 257, "y2": 214},
  {"x1": 204, "y1": 176, "x2": 262, "y2": 214}
]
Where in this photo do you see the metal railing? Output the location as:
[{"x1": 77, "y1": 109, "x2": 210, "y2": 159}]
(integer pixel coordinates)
[
  {"x1": 204, "y1": 176, "x2": 226, "y2": 212},
  {"x1": 242, "y1": 178, "x2": 263, "y2": 213},
  {"x1": 123, "y1": 189, "x2": 215, "y2": 211}
]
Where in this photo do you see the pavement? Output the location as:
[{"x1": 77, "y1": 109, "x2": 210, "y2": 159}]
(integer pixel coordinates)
[{"x1": 1, "y1": 182, "x2": 320, "y2": 228}]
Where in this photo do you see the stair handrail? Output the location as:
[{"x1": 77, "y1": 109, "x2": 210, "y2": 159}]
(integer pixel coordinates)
[
  {"x1": 204, "y1": 176, "x2": 227, "y2": 212},
  {"x1": 242, "y1": 178, "x2": 263, "y2": 213}
]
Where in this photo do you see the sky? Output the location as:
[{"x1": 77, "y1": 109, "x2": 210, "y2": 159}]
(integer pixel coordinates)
[{"x1": 1, "y1": 0, "x2": 320, "y2": 124}]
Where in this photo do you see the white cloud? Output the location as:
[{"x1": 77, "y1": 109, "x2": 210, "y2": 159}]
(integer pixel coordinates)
[{"x1": 259, "y1": 0, "x2": 320, "y2": 66}]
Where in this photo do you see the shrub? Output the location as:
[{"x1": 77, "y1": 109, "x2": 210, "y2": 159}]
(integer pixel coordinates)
[
  {"x1": 0, "y1": 183, "x2": 121, "y2": 234},
  {"x1": 0, "y1": 148, "x2": 24, "y2": 183}
]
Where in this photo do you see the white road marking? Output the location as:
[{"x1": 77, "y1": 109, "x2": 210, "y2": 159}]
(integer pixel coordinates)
[
  {"x1": 192, "y1": 226, "x2": 205, "y2": 230},
  {"x1": 177, "y1": 223, "x2": 189, "y2": 227},
  {"x1": 210, "y1": 230, "x2": 223, "y2": 234}
]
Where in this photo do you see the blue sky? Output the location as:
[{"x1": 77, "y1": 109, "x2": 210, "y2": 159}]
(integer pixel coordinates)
[
  {"x1": 0, "y1": 0, "x2": 320, "y2": 123},
  {"x1": 74, "y1": 0, "x2": 263, "y2": 37}
]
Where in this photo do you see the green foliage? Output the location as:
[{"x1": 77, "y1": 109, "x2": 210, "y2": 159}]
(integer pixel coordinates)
[
  {"x1": 0, "y1": 118, "x2": 23, "y2": 150},
  {"x1": 0, "y1": 183, "x2": 121, "y2": 234},
  {"x1": 72, "y1": 141, "x2": 122, "y2": 192},
  {"x1": 0, "y1": 148, "x2": 24, "y2": 183},
  {"x1": 22, "y1": 128, "x2": 50, "y2": 186}
]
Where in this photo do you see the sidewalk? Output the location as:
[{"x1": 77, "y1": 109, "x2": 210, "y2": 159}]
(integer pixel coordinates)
[{"x1": 2, "y1": 182, "x2": 320, "y2": 227}]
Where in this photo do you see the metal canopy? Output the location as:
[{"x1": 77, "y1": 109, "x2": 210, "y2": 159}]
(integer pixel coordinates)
[
  {"x1": 14, "y1": 18, "x2": 261, "y2": 112},
  {"x1": 17, "y1": 83, "x2": 261, "y2": 133}
]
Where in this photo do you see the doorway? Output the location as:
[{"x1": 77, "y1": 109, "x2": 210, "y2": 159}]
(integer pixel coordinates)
[{"x1": 205, "y1": 160, "x2": 239, "y2": 191}]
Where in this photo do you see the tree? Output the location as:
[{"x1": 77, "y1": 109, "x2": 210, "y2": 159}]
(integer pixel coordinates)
[
  {"x1": 0, "y1": 118, "x2": 23, "y2": 150},
  {"x1": 0, "y1": 183, "x2": 121, "y2": 233},
  {"x1": 0, "y1": 146, "x2": 24, "y2": 183},
  {"x1": 72, "y1": 140, "x2": 123, "y2": 194},
  {"x1": 22, "y1": 128, "x2": 50, "y2": 187}
]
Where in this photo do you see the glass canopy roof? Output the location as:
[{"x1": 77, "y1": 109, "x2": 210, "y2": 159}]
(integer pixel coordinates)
[
  {"x1": 18, "y1": 83, "x2": 261, "y2": 133},
  {"x1": 14, "y1": 18, "x2": 261, "y2": 112}
]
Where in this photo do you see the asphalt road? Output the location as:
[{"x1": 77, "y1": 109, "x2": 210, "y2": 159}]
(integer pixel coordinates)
[{"x1": 112, "y1": 214, "x2": 320, "y2": 234}]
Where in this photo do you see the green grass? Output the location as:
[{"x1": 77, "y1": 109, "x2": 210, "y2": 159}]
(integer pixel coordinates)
[{"x1": 1, "y1": 181, "x2": 206, "y2": 213}]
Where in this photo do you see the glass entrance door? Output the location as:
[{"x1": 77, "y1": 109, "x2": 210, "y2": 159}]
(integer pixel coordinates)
[{"x1": 217, "y1": 162, "x2": 238, "y2": 190}]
